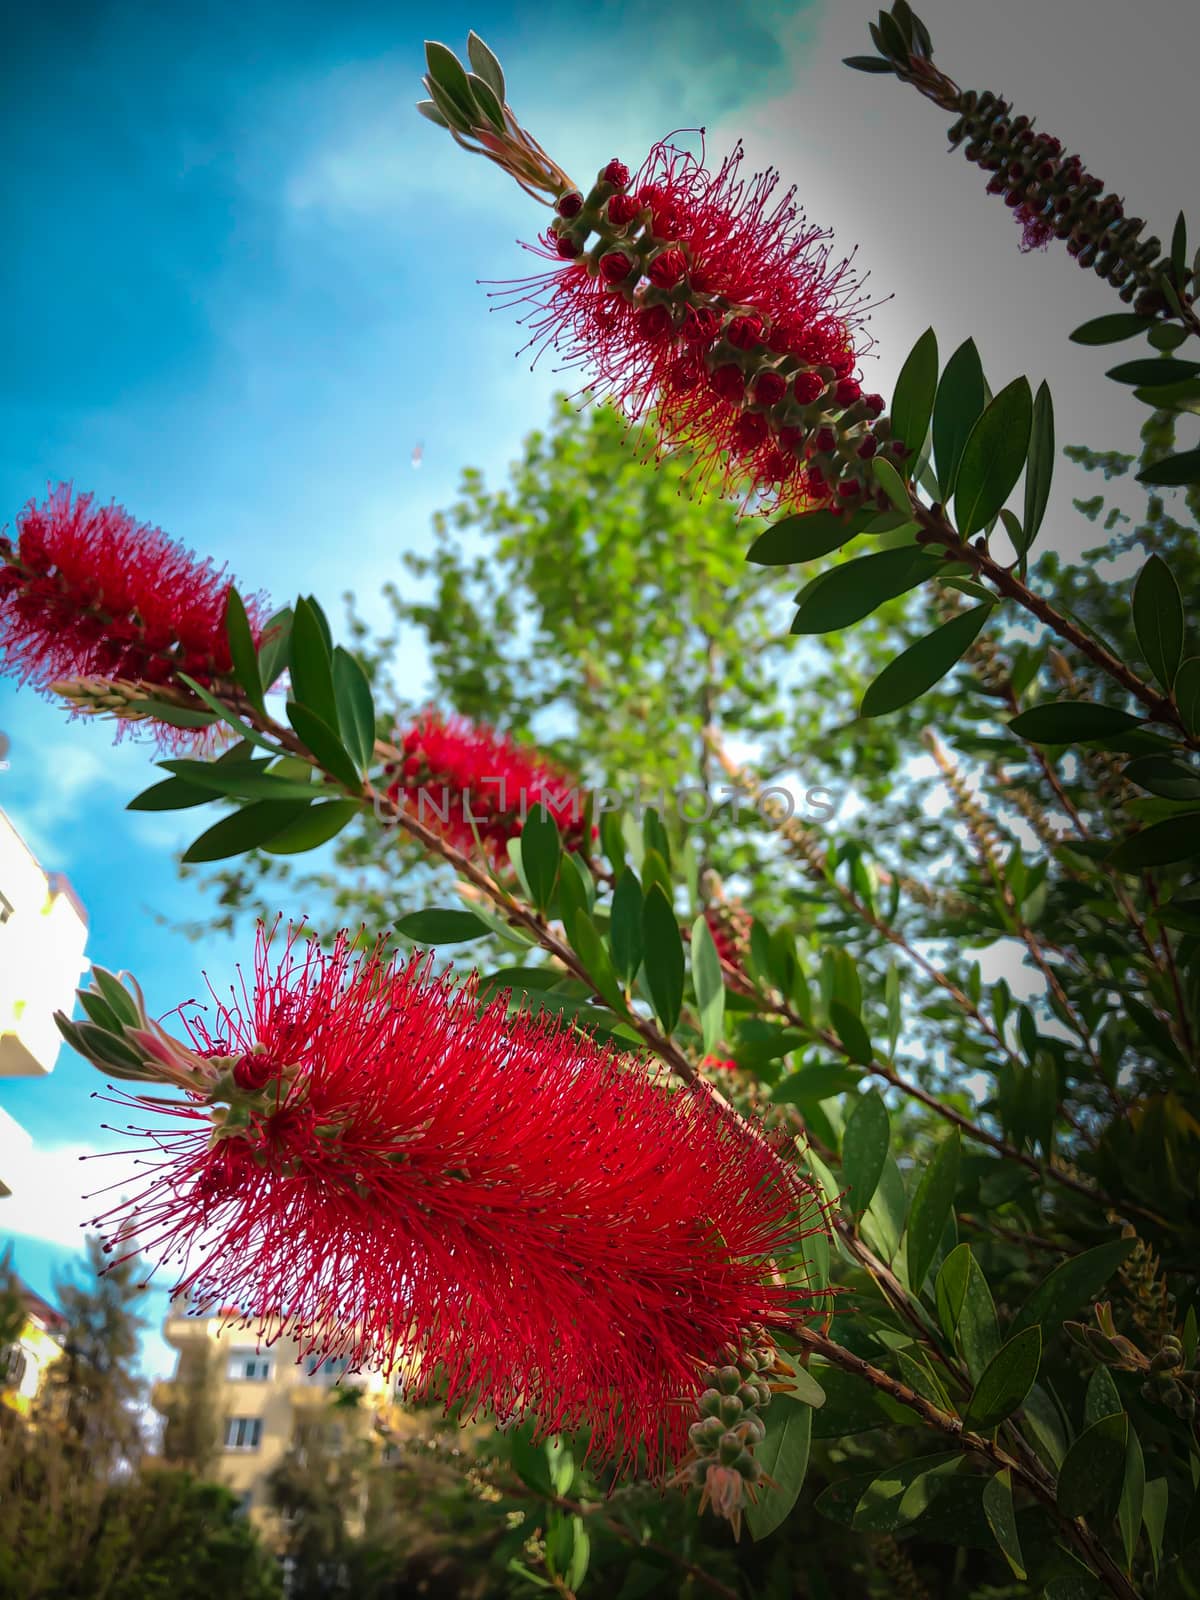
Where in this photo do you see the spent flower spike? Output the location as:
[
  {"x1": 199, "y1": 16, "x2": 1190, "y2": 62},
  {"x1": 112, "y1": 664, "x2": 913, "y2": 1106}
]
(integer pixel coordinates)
[
  {"x1": 69, "y1": 924, "x2": 823, "y2": 1473},
  {"x1": 419, "y1": 38, "x2": 903, "y2": 514}
]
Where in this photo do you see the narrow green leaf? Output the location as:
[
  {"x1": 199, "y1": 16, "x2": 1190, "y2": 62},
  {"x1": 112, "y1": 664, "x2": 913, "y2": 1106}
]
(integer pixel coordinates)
[
  {"x1": 1107, "y1": 357, "x2": 1200, "y2": 386},
  {"x1": 224, "y1": 588, "x2": 265, "y2": 714},
  {"x1": 890, "y1": 327, "x2": 939, "y2": 459},
  {"x1": 176, "y1": 672, "x2": 276, "y2": 752},
  {"x1": 1132, "y1": 554, "x2": 1185, "y2": 689},
  {"x1": 1084, "y1": 1365, "x2": 1122, "y2": 1427},
  {"x1": 744, "y1": 1396, "x2": 812, "y2": 1541},
  {"x1": 935, "y1": 1245, "x2": 1000, "y2": 1381},
  {"x1": 89, "y1": 969, "x2": 141, "y2": 1030},
  {"x1": 1011, "y1": 1237, "x2": 1137, "y2": 1336},
  {"x1": 261, "y1": 799, "x2": 358, "y2": 855},
  {"x1": 331, "y1": 646, "x2": 376, "y2": 771},
  {"x1": 851, "y1": 1454, "x2": 960, "y2": 1533},
  {"x1": 783, "y1": 1365, "x2": 827, "y2": 1409},
  {"x1": 395, "y1": 908, "x2": 489, "y2": 944},
  {"x1": 791, "y1": 548, "x2": 943, "y2": 634},
  {"x1": 464, "y1": 71, "x2": 505, "y2": 131},
  {"x1": 181, "y1": 800, "x2": 313, "y2": 863},
  {"x1": 1142, "y1": 1478, "x2": 1168, "y2": 1579},
  {"x1": 423, "y1": 40, "x2": 475, "y2": 118},
  {"x1": 127, "y1": 777, "x2": 214, "y2": 812},
  {"x1": 257, "y1": 607, "x2": 293, "y2": 694},
  {"x1": 1008, "y1": 701, "x2": 1142, "y2": 744},
  {"x1": 873, "y1": 457, "x2": 911, "y2": 512},
  {"x1": 1174, "y1": 656, "x2": 1200, "y2": 734},
  {"x1": 964, "y1": 1326, "x2": 1041, "y2": 1430},
  {"x1": 466, "y1": 31, "x2": 505, "y2": 101},
  {"x1": 842, "y1": 53, "x2": 896, "y2": 72},
  {"x1": 861, "y1": 1153, "x2": 907, "y2": 1264},
  {"x1": 1108, "y1": 811, "x2": 1200, "y2": 869},
  {"x1": 954, "y1": 377, "x2": 1033, "y2": 536},
  {"x1": 1057, "y1": 1412, "x2": 1128, "y2": 1519},
  {"x1": 567, "y1": 910, "x2": 627, "y2": 1015},
  {"x1": 286, "y1": 701, "x2": 361, "y2": 791},
  {"x1": 842, "y1": 1089, "x2": 890, "y2": 1213},
  {"x1": 1118, "y1": 1424, "x2": 1145, "y2": 1574},
  {"x1": 691, "y1": 914, "x2": 725, "y2": 1057},
  {"x1": 829, "y1": 999, "x2": 873, "y2": 1066},
  {"x1": 932, "y1": 338, "x2": 986, "y2": 501},
  {"x1": 520, "y1": 805, "x2": 562, "y2": 912},
  {"x1": 159, "y1": 758, "x2": 322, "y2": 802},
  {"x1": 905, "y1": 1131, "x2": 960, "y2": 1292},
  {"x1": 608, "y1": 869, "x2": 643, "y2": 987},
  {"x1": 288, "y1": 597, "x2": 338, "y2": 730},
  {"x1": 746, "y1": 508, "x2": 868, "y2": 565},
  {"x1": 1069, "y1": 312, "x2": 1153, "y2": 345},
  {"x1": 775, "y1": 1063, "x2": 863, "y2": 1104},
  {"x1": 641, "y1": 886, "x2": 684, "y2": 1033},
  {"x1": 982, "y1": 1470, "x2": 1026, "y2": 1580},
  {"x1": 416, "y1": 98, "x2": 449, "y2": 128},
  {"x1": 1138, "y1": 447, "x2": 1200, "y2": 486},
  {"x1": 861, "y1": 605, "x2": 992, "y2": 717},
  {"x1": 1122, "y1": 755, "x2": 1200, "y2": 801},
  {"x1": 1022, "y1": 380, "x2": 1055, "y2": 555}
]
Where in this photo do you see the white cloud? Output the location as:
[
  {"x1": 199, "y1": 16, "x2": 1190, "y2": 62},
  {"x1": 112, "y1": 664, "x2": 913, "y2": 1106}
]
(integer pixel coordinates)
[{"x1": 3, "y1": 1136, "x2": 146, "y2": 1252}]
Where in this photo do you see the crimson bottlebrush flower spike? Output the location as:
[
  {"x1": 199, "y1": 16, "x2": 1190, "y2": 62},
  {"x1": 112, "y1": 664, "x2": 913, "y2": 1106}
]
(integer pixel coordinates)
[
  {"x1": 418, "y1": 38, "x2": 903, "y2": 515},
  {"x1": 0, "y1": 485, "x2": 268, "y2": 746},
  {"x1": 385, "y1": 709, "x2": 588, "y2": 859},
  {"x1": 67, "y1": 924, "x2": 824, "y2": 1473}
]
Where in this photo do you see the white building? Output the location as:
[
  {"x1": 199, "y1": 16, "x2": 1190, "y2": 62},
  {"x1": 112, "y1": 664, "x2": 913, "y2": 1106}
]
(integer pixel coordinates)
[{"x1": 0, "y1": 807, "x2": 89, "y2": 1196}]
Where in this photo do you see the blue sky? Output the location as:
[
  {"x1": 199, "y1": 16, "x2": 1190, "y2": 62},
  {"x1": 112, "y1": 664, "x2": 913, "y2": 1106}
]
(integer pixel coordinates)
[{"x1": 0, "y1": 0, "x2": 1192, "y2": 1377}]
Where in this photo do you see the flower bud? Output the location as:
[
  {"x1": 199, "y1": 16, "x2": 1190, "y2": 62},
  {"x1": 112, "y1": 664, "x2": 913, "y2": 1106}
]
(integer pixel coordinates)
[
  {"x1": 607, "y1": 193, "x2": 641, "y2": 226},
  {"x1": 835, "y1": 378, "x2": 862, "y2": 406},
  {"x1": 602, "y1": 159, "x2": 631, "y2": 188},
  {"x1": 726, "y1": 314, "x2": 764, "y2": 349},
  {"x1": 710, "y1": 365, "x2": 746, "y2": 403},
  {"x1": 555, "y1": 233, "x2": 581, "y2": 259},
  {"x1": 599, "y1": 252, "x2": 634, "y2": 284},
  {"x1": 753, "y1": 371, "x2": 788, "y2": 407},
  {"x1": 792, "y1": 371, "x2": 826, "y2": 405},
  {"x1": 557, "y1": 192, "x2": 584, "y2": 218},
  {"x1": 648, "y1": 248, "x2": 687, "y2": 288}
]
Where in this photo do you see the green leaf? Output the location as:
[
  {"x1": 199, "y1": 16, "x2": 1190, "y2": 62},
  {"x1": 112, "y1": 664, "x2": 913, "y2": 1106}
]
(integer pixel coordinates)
[
  {"x1": 331, "y1": 646, "x2": 376, "y2": 772},
  {"x1": 851, "y1": 1454, "x2": 961, "y2": 1533},
  {"x1": 423, "y1": 40, "x2": 476, "y2": 119},
  {"x1": 288, "y1": 597, "x2": 338, "y2": 730},
  {"x1": 466, "y1": 31, "x2": 505, "y2": 101},
  {"x1": 963, "y1": 1326, "x2": 1041, "y2": 1431},
  {"x1": 775, "y1": 1063, "x2": 863, "y2": 1104},
  {"x1": 1143, "y1": 1478, "x2": 1168, "y2": 1579},
  {"x1": 982, "y1": 1470, "x2": 1026, "y2": 1580},
  {"x1": 257, "y1": 607, "x2": 293, "y2": 694},
  {"x1": 842, "y1": 53, "x2": 896, "y2": 72},
  {"x1": 1123, "y1": 755, "x2": 1200, "y2": 801},
  {"x1": 1174, "y1": 656, "x2": 1200, "y2": 735},
  {"x1": 395, "y1": 908, "x2": 491, "y2": 944},
  {"x1": 159, "y1": 758, "x2": 323, "y2": 802},
  {"x1": 181, "y1": 800, "x2": 314, "y2": 863},
  {"x1": 861, "y1": 1152, "x2": 907, "y2": 1264},
  {"x1": 641, "y1": 886, "x2": 684, "y2": 1033},
  {"x1": 1084, "y1": 1365, "x2": 1122, "y2": 1428},
  {"x1": 1118, "y1": 1423, "x2": 1145, "y2": 1574},
  {"x1": 861, "y1": 605, "x2": 992, "y2": 717},
  {"x1": 1109, "y1": 812, "x2": 1200, "y2": 869},
  {"x1": 905, "y1": 1131, "x2": 960, "y2": 1292},
  {"x1": 286, "y1": 701, "x2": 361, "y2": 791},
  {"x1": 1133, "y1": 554, "x2": 1185, "y2": 690},
  {"x1": 890, "y1": 327, "x2": 938, "y2": 459},
  {"x1": 608, "y1": 870, "x2": 643, "y2": 987},
  {"x1": 792, "y1": 548, "x2": 943, "y2": 634},
  {"x1": 744, "y1": 1396, "x2": 812, "y2": 1541},
  {"x1": 932, "y1": 338, "x2": 986, "y2": 499},
  {"x1": 935, "y1": 1246, "x2": 1000, "y2": 1381},
  {"x1": 842, "y1": 1089, "x2": 890, "y2": 1213},
  {"x1": 520, "y1": 805, "x2": 562, "y2": 912},
  {"x1": 566, "y1": 910, "x2": 626, "y2": 1015},
  {"x1": 127, "y1": 777, "x2": 214, "y2": 812},
  {"x1": 953, "y1": 377, "x2": 1033, "y2": 536},
  {"x1": 691, "y1": 914, "x2": 725, "y2": 1057},
  {"x1": 1021, "y1": 380, "x2": 1055, "y2": 556},
  {"x1": 416, "y1": 98, "x2": 449, "y2": 128},
  {"x1": 1107, "y1": 357, "x2": 1200, "y2": 386},
  {"x1": 1011, "y1": 1237, "x2": 1137, "y2": 1336},
  {"x1": 1008, "y1": 701, "x2": 1142, "y2": 744},
  {"x1": 1057, "y1": 1412, "x2": 1128, "y2": 1519},
  {"x1": 783, "y1": 1364, "x2": 827, "y2": 1409},
  {"x1": 89, "y1": 968, "x2": 141, "y2": 1030},
  {"x1": 262, "y1": 799, "x2": 359, "y2": 855},
  {"x1": 829, "y1": 999, "x2": 873, "y2": 1065},
  {"x1": 175, "y1": 673, "x2": 276, "y2": 751},
  {"x1": 1069, "y1": 312, "x2": 1153, "y2": 345},
  {"x1": 746, "y1": 507, "x2": 868, "y2": 565},
  {"x1": 225, "y1": 588, "x2": 265, "y2": 714},
  {"x1": 1138, "y1": 447, "x2": 1200, "y2": 486},
  {"x1": 872, "y1": 457, "x2": 911, "y2": 512}
]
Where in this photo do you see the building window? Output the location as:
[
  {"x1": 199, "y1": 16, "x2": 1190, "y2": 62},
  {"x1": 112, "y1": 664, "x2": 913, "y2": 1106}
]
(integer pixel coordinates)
[
  {"x1": 223, "y1": 1416, "x2": 263, "y2": 1451},
  {"x1": 227, "y1": 1352, "x2": 273, "y2": 1381},
  {"x1": 304, "y1": 1353, "x2": 351, "y2": 1382}
]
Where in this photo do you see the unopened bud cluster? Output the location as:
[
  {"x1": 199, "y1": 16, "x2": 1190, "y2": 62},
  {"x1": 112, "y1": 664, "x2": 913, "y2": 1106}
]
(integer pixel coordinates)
[
  {"x1": 49, "y1": 675, "x2": 159, "y2": 721},
  {"x1": 945, "y1": 93, "x2": 1176, "y2": 307},
  {"x1": 1065, "y1": 1302, "x2": 1198, "y2": 1421},
  {"x1": 682, "y1": 1327, "x2": 781, "y2": 1538},
  {"x1": 548, "y1": 161, "x2": 904, "y2": 510}
]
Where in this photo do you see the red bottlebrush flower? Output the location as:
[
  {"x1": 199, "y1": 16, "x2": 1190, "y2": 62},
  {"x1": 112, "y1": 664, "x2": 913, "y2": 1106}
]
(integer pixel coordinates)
[
  {"x1": 492, "y1": 140, "x2": 883, "y2": 513},
  {"x1": 600, "y1": 251, "x2": 634, "y2": 284},
  {"x1": 752, "y1": 371, "x2": 788, "y2": 408},
  {"x1": 93, "y1": 927, "x2": 815, "y2": 1472},
  {"x1": 385, "y1": 709, "x2": 587, "y2": 860},
  {"x1": 0, "y1": 484, "x2": 265, "y2": 741},
  {"x1": 602, "y1": 158, "x2": 631, "y2": 188}
]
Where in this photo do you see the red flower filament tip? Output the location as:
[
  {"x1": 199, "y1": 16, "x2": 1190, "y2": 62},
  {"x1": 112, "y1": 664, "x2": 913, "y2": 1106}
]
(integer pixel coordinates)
[
  {"x1": 492, "y1": 140, "x2": 900, "y2": 512},
  {"x1": 0, "y1": 484, "x2": 268, "y2": 743},
  {"x1": 385, "y1": 709, "x2": 588, "y2": 860},
  {"x1": 90, "y1": 924, "x2": 825, "y2": 1472}
]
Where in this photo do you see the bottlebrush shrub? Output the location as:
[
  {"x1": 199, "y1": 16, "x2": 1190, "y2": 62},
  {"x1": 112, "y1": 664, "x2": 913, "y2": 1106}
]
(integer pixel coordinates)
[
  {"x1": 385, "y1": 709, "x2": 589, "y2": 858},
  {"x1": 420, "y1": 49, "x2": 905, "y2": 514},
  {"x1": 70, "y1": 926, "x2": 825, "y2": 1473},
  {"x1": 0, "y1": 485, "x2": 266, "y2": 743}
]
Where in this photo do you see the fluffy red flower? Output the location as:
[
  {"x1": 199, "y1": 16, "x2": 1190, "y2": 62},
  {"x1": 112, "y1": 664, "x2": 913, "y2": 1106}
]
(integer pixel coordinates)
[
  {"x1": 92, "y1": 927, "x2": 817, "y2": 1471},
  {"x1": 0, "y1": 485, "x2": 265, "y2": 738},
  {"x1": 496, "y1": 141, "x2": 897, "y2": 513},
  {"x1": 385, "y1": 709, "x2": 587, "y2": 859}
]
